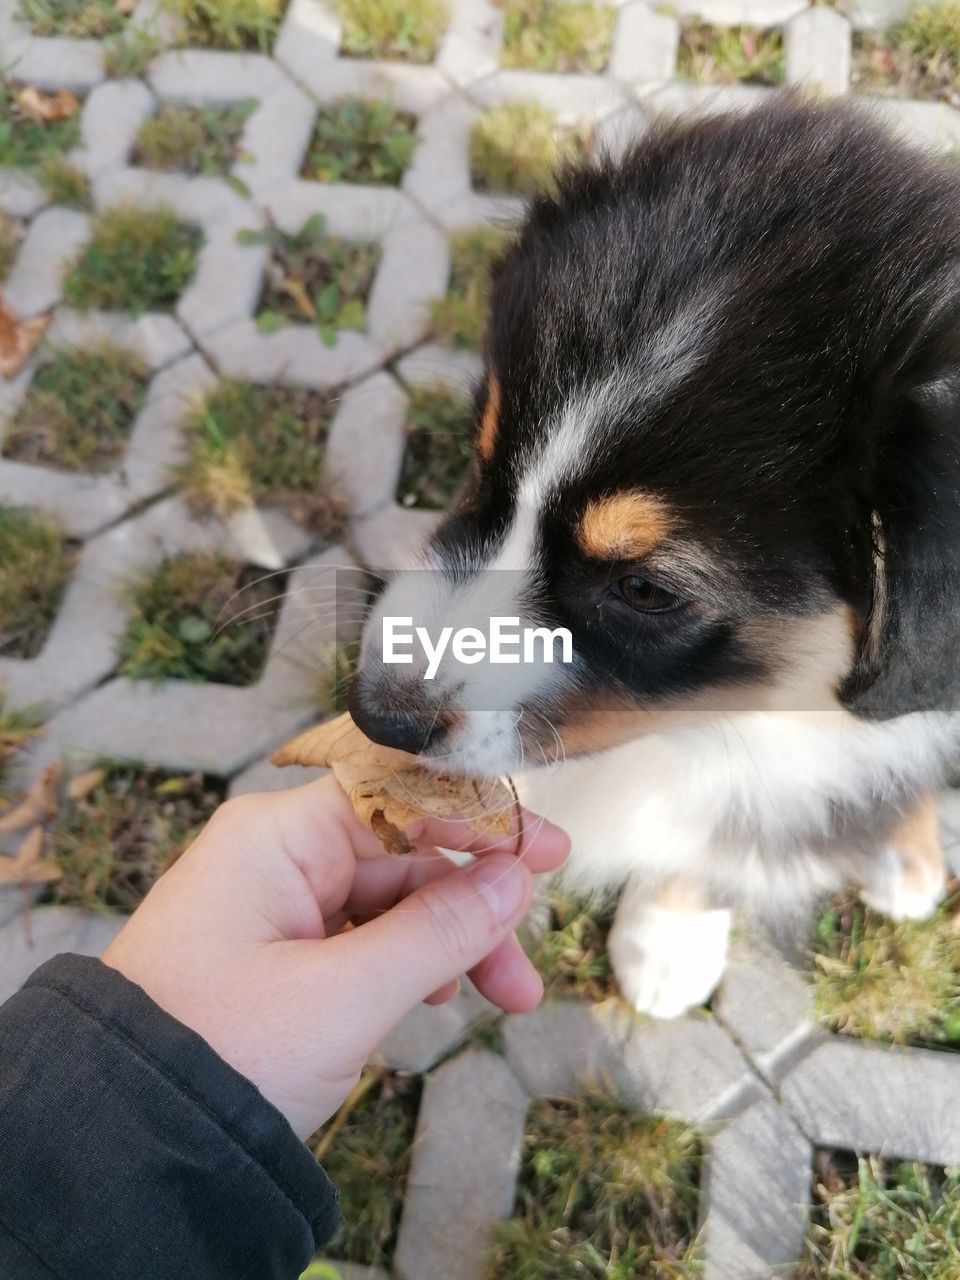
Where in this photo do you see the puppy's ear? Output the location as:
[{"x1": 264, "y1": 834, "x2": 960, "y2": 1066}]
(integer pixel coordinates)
[{"x1": 841, "y1": 331, "x2": 960, "y2": 719}]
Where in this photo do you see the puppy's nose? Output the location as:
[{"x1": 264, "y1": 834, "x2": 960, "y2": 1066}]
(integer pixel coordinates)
[{"x1": 348, "y1": 681, "x2": 447, "y2": 755}]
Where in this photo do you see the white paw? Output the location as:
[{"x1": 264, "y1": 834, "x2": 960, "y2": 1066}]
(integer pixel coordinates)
[
  {"x1": 860, "y1": 847, "x2": 945, "y2": 922},
  {"x1": 608, "y1": 903, "x2": 731, "y2": 1019}
]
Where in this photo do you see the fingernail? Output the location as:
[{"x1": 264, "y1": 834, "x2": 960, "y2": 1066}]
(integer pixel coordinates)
[{"x1": 468, "y1": 857, "x2": 529, "y2": 924}]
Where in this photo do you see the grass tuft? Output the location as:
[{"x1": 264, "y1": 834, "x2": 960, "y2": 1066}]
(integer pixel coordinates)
[
  {"x1": 798, "y1": 1151, "x2": 960, "y2": 1280},
  {"x1": 16, "y1": 0, "x2": 127, "y2": 37},
  {"x1": 396, "y1": 384, "x2": 474, "y2": 510},
  {"x1": 39, "y1": 153, "x2": 92, "y2": 209},
  {"x1": 311, "y1": 1069, "x2": 420, "y2": 1270},
  {"x1": 161, "y1": 0, "x2": 286, "y2": 51},
  {"x1": 332, "y1": 0, "x2": 448, "y2": 63},
  {"x1": 63, "y1": 204, "x2": 201, "y2": 315},
  {"x1": 103, "y1": 27, "x2": 167, "y2": 78},
  {"x1": 0, "y1": 78, "x2": 82, "y2": 171},
  {"x1": 118, "y1": 552, "x2": 284, "y2": 685},
  {"x1": 0, "y1": 691, "x2": 42, "y2": 802},
  {"x1": 0, "y1": 212, "x2": 24, "y2": 279},
  {"x1": 47, "y1": 766, "x2": 223, "y2": 912},
  {"x1": 303, "y1": 98, "x2": 419, "y2": 186},
  {"x1": 134, "y1": 101, "x2": 255, "y2": 175},
  {"x1": 470, "y1": 102, "x2": 589, "y2": 197},
  {"x1": 178, "y1": 379, "x2": 341, "y2": 532},
  {"x1": 429, "y1": 225, "x2": 511, "y2": 349},
  {"x1": 488, "y1": 1097, "x2": 702, "y2": 1280},
  {"x1": 853, "y1": 3, "x2": 960, "y2": 105},
  {"x1": 677, "y1": 22, "x2": 785, "y2": 86},
  {"x1": 240, "y1": 214, "x2": 379, "y2": 346},
  {"x1": 498, "y1": 0, "x2": 615, "y2": 73},
  {"x1": 4, "y1": 344, "x2": 148, "y2": 473},
  {"x1": 812, "y1": 890, "x2": 960, "y2": 1047},
  {"x1": 0, "y1": 507, "x2": 74, "y2": 660},
  {"x1": 530, "y1": 891, "x2": 617, "y2": 1001}
]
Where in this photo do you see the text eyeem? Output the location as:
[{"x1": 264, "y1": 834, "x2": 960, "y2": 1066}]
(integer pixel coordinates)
[{"x1": 382, "y1": 616, "x2": 574, "y2": 681}]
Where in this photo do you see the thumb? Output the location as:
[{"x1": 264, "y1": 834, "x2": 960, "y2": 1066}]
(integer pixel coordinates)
[{"x1": 332, "y1": 854, "x2": 533, "y2": 1037}]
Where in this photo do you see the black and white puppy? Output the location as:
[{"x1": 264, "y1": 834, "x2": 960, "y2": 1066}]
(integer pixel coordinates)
[{"x1": 350, "y1": 97, "x2": 960, "y2": 1017}]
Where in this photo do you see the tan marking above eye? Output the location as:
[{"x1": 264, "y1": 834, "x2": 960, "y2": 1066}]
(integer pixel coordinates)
[
  {"x1": 577, "y1": 491, "x2": 671, "y2": 560},
  {"x1": 477, "y1": 372, "x2": 501, "y2": 461}
]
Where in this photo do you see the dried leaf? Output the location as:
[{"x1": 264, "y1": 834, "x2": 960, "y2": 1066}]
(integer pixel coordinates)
[
  {"x1": 0, "y1": 763, "x2": 62, "y2": 835},
  {"x1": 15, "y1": 86, "x2": 80, "y2": 124},
  {"x1": 0, "y1": 292, "x2": 50, "y2": 380},
  {"x1": 115, "y1": 0, "x2": 136, "y2": 13},
  {"x1": 271, "y1": 712, "x2": 513, "y2": 855},
  {"x1": 67, "y1": 767, "x2": 107, "y2": 802},
  {"x1": 281, "y1": 276, "x2": 316, "y2": 319},
  {"x1": 0, "y1": 825, "x2": 63, "y2": 885}
]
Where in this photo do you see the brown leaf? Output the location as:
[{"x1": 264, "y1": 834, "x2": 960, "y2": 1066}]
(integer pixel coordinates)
[
  {"x1": 115, "y1": 0, "x2": 136, "y2": 12},
  {"x1": 67, "y1": 767, "x2": 108, "y2": 803},
  {"x1": 0, "y1": 763, "x2": 62, "y2": 835},
  {"x1": 271, "y1": 712, "x2": 513, "y2": 855},
  {"x1": 280, "y1": 276, "x2": 316, "y2": 319},
  {"x1": 870, "y1": 48, "x2": 896, "y2": 76},
  {"x1": 0, "y1": 825, "x2": 63, "y2": 886},
  {"x1": 14, "y1": 85, "x2": 81, "y2": 124},
  {"x1": 0, "y1": 291, "x2": 50, "y2": 380}
]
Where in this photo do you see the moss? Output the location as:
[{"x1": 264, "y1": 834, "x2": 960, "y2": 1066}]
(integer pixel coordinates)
[
  {"x1": 118, "y1": 552, "x2": 284, "y2": 685},
  {"x1": 303, "y1": 98, "x2": 419, "y2": 186},
  {"x1": 0, "y1": 507, "x2": 74, "y2": 660},
  {"x1": 4, "y1": 344, "x2": 148, "y2": 473},
  {"x1": 39, "y1": 154, "x2": 92, "y2": 209},
  {"x1": 470, "y1": 102, "x2": 589, "y2": 197},
  {"x1": 499, "y1": 0, "x2": 616, "y2": 74},
  {"x1": 396, "y1": 384, "x2": 474, "y2": 510},
  {"x1": 161, "y1": 0, "x2": 286, "y2": 51},
  {"x1": 530, "y1": 891, "x2": 617, "y2": 1001},
  {"x1": 488, "y1": 1097, "x2": 702, "y2": 1280},
  {"x1": 134, "y1": 101, "x2": 255, "y2": 175},
  {"x1": 332, "y1": 0, "x2": 448, "y2": 63},
  {"x1": 0, "y1": 212, "x2": 23, "y2": 279},
  {"x1": 677, "y1": 22, "x2": 786, "y2": 86},
  {"x1": 311, "y1": 1069, "x2": 420, "y2": 1270},
  {"x1": 798, "y1": 1151, "x2": 960, "y2": 1280},
  {"x1": 103, "y1": 27, "x2": 167, "y2": 78},
  {"x1": 0, "y1": 78, "x2": 82, "y2": 171},
  {"x1": 178, "y1": 379, "x2": 341, "y2": 532},
  {"x1": 812, "y1": 890, "x2": 960, "y2": 1048},
  {"x1": 47, "y1": 766, "x2": 223, "y2": 912},
  {"x1": 16, "y1": 0, "x2": 126, "y2": 37},
  {"x1": 63, "y1": 205, "x2": 201, "y2": 315},
  {"x1": 429, "y1": 225, "x2": 512, "y2": 349},
  {"x1": 853, "y1": 4, "x2": 960, "y2": 105}
]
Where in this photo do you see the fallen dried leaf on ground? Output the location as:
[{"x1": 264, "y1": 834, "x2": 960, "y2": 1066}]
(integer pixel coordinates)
[
  {"x1": 0, "y1": 825, "x2": 63, "y2": 885},
  {"x1": 0, "y1": 763, "x2": 61, "y2": 834},
  {"x1": 272, "y1": 712, "x2": 514, "y2": 854},
  {"x1": 66, "y1": 767, "x2": 107, "y2": 802},
  {"x1": 14, "y1": 86, "x2": 81, "y2": 123},
  {"x1": 115, "y1": 0, "x2": 136, "y2": 13},
  {"x1": 0, "y1": 292, "x2": 51, "y2": 379}
]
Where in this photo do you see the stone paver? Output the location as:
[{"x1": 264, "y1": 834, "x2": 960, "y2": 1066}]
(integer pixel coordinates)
[{"x1": 3, "y1": 4, "x2": 960, "y2": 1277}]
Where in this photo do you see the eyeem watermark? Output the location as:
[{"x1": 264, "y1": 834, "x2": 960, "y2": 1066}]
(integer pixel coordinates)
[{"x1": 383, "y1": 615, "x2": 573, "y2": 680}]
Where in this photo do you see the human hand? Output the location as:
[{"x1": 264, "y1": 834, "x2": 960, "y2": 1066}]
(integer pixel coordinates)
[{"x1": 102, "y1": 775, "x2": 569, "y2": 1139}]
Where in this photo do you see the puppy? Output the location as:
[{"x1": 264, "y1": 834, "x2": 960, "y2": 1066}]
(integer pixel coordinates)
[{"x1": 349, "y1": 97, "x2": 960, "y2": 1018}]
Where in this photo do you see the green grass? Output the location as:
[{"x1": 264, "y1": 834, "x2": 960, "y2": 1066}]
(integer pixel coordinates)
[
  {"x1": 429, "y1": 225, "x2": 511, "y2": 349},
  {"x1": 134, "y1": 101, "x2": 255, "y2": 175},
  {"x1": 311, "y1": 637, "x2": 360, "y2": 713},
  {"x1": 0, "y1": 507, "x2": 73, "y2": 660},
  {"x1": 853, "y1": 4, "x2": 960, "y2": 105},
  {"x1": 799, "y1": 1151, "x2": 960, "y2": 1280},
  {"x1": 0, "y1": 212, "x2": 23, "y2": 279},
  {"x1": 677, "y1": 22, "x2": 786, "y2": 86},
  {"x1": 396, "y1": 385, "x2": 473, "y2": 510},
  {"x1": 240, "y1": 214, "x2": 379, "y2": 346},
  {"x1": 63, "y1": 205, "x2": 201, "y2": 316},
  {"x1": 39, "y1": 154, "x2": 92, "y2": 209},
  {"x1": 118, "y1": 552, "x2": 284, "y2": 684},
  {"x1": 3, "y1": 344, "x2": 148, "y2": 474},
  {"x1": 0, "y1": 691, "x2": 42, "y2": 803},
  {"x1": 16, "y1": 0, "x2": 127, "y2": 37},
  {"x1": 812, "y1": 891, "x2": 960, "y2": 1048},
  {"x1": 499, "y1": 0, "x2": 616, "y2": 73},
  {"x1": 303, "y1": 98, "x2": 419, "y2": 186},
  {"x1": 177, "y1": 379, "x2": 341, "y2": 531},
  {"x1": 47, "y1": 766, "x2": 223, "y2": 912},
  {"x1": 103, "y1": 27, "x2": 167, "y2": 78},
  {"x1": 488, "y1": 1097, "x2": 702, "y2": 1280},
  {"x1": 530, "y1": 891, "x2": 618, "y2": 1001},
  {"x1": 0, "y1": 78, "x2": 82, "y2": 171},
  {"x1": 311, "y1": 1069, "x2": 420, "y2": 1270},
  {"x1": 470, "y1": 102, "x2": 589, "y2": 197},
  {"x1": 332, "y1": 0, "x2": 448, "y2": 62},
  {"x1": 161, "y1": 0, "x2": 286, "y2": 51}
]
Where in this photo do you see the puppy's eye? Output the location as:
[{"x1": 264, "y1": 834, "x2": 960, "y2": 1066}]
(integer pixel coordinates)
[{"x1": 615, "y1": 575, "x2": 684, "y2": 613}]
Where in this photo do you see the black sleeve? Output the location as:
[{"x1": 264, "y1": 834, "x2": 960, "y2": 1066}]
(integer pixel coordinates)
[{"x1": 0, "y1": 953, "x2": 340, "y2": 1280}]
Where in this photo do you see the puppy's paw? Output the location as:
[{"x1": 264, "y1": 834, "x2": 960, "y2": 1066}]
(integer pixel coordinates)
[
  {"x1": 608, "y1": 903, "x2": 731, "y2": 1020},
  {"x1": 860, "y1": 846, "x2": 946, "y2": 922}
]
